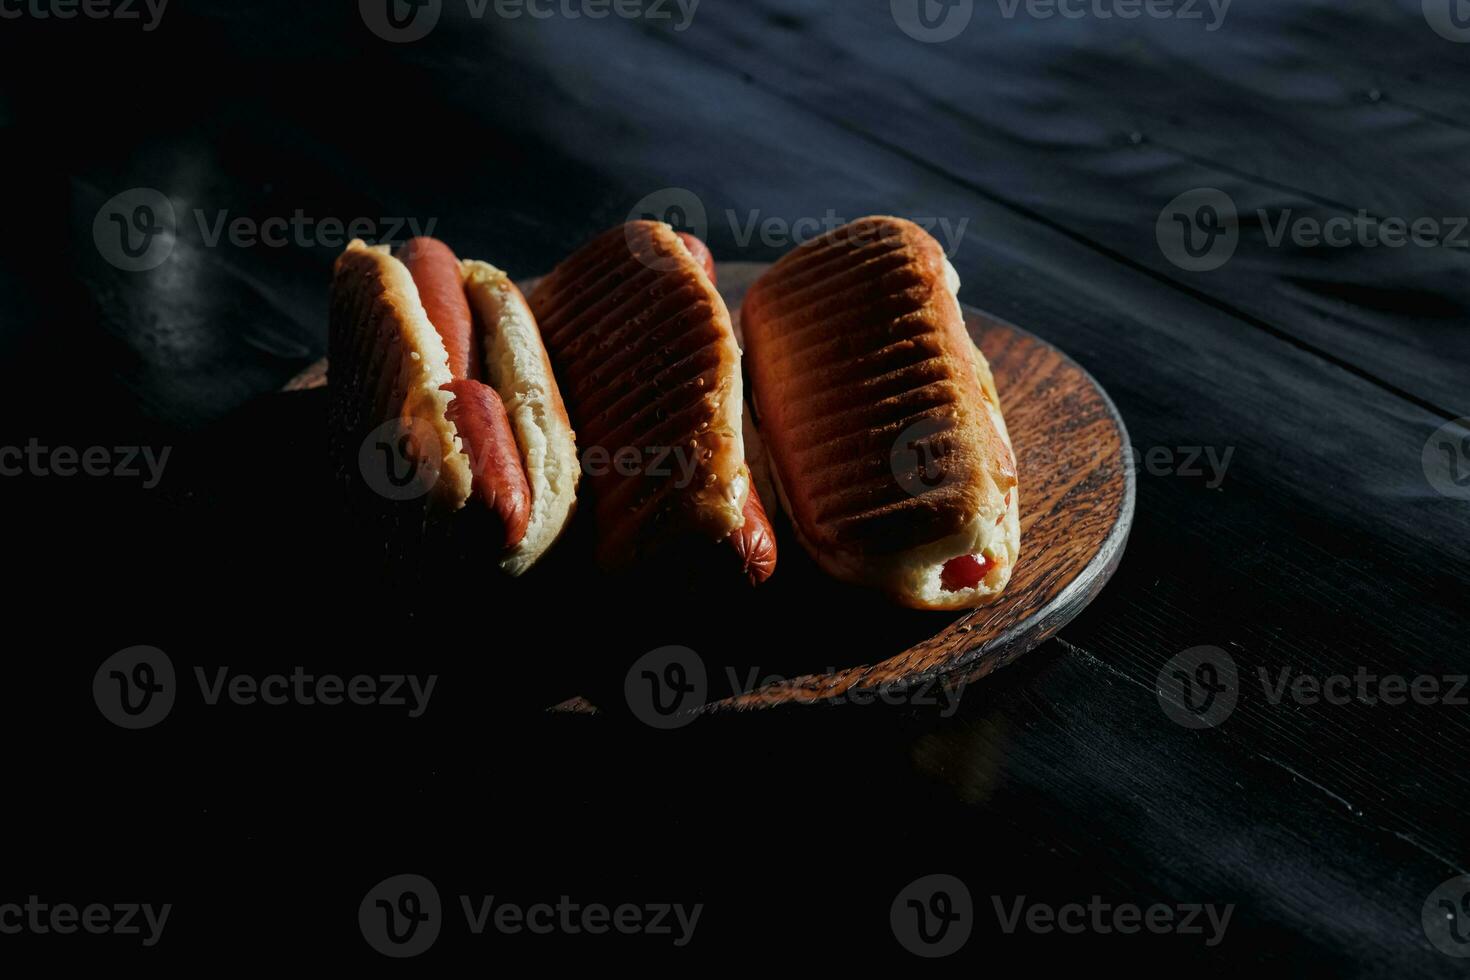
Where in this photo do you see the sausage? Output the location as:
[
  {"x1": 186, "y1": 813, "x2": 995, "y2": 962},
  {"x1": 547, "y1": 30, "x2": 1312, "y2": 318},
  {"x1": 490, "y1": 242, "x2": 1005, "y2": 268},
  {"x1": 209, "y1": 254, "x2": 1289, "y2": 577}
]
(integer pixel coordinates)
[
  {"x1": 399, "y1": 236, "x2": 530, "y2": 550},
  {"x1": 677, "y1": 233, "x2": 716, "y2": 285},
  {"x1": 442, "y1": 378, "x2": 532, "y2": 549},
  {"x1": 729, "y1": 483, "x2": 777, "y2": 585},
  {"x1": 940, "y1": 554, "x2": 996, "y2": 593},
  {"x1": 400, "y1": 236, "x2": 476, "y2": 379}
]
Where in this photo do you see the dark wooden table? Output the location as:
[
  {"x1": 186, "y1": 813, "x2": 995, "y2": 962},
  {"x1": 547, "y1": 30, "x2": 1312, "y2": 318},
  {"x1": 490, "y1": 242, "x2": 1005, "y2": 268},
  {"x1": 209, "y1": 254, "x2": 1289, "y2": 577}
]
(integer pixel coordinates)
[{"x1": 5, "y1": 1, "x2": 1468, "y2": 972}]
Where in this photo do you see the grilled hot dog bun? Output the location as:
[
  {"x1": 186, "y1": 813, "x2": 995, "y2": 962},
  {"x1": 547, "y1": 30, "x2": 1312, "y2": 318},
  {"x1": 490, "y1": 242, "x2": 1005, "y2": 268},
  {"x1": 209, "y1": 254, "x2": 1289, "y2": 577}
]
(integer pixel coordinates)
[
  {"x1": 329, "y1": 239, "x2": 578, "y2": 576},
  {"x1": 740, "y1": 216, "x2": 1019, "y2": 609},
  {"x1": 528, "y1": 221, "x2": 753, "y2": 572}
]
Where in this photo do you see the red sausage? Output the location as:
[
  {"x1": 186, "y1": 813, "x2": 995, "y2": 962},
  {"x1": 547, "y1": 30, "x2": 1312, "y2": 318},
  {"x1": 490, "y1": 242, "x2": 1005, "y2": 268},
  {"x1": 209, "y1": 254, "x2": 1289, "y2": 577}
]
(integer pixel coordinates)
[
  {"x1": 729, "y1": 483, "x2": 777, "y2": 585},
  {"x1": 442, "y1": 379, "x2": 532, "y2": 550},
  {"x1": 399, "y1": 236, "x2": 531, "y2": 551},
  {"x1": 400, "y1": 236, "x2": 476, "y2": 379},
  {"x1": 940, "y1": 554, "x2": 996, "y2": 593},
  {"x1": 678, "y1": 233, "x2": 717, "y2": 285}
]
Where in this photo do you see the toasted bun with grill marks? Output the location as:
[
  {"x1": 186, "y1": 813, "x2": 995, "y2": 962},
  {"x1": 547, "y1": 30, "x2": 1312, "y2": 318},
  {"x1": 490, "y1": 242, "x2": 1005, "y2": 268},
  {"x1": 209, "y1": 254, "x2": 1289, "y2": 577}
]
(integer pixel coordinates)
[
  {"x1": 528, "y1": 221, "x2": 748, "y2": 571},
  {"x1": 741, "y1": 216, "x2": 1019, "y2": 609},
  {"x1": 328, "y1": 239, "x2": 578, "y2": 575},
  {"x1": 330, "y1": 240, "x2": 473, "y2": 511}
]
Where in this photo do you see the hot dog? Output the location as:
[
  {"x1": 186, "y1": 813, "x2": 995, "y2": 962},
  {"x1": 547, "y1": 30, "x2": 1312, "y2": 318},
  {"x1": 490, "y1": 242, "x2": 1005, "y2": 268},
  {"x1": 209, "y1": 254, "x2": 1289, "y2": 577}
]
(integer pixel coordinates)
[
  {"x1": 741, "y1": 216, "x2": 1020, "y2": 610},
  {"x1": 400, "y1": 237, "x2": 532, "y2": 551},
  {"x1": 529, "y1": 221, "x2": 777, "y2": 585},
  {"x1": 329, "y1": 237, "x2": 579, "y2": 576}
]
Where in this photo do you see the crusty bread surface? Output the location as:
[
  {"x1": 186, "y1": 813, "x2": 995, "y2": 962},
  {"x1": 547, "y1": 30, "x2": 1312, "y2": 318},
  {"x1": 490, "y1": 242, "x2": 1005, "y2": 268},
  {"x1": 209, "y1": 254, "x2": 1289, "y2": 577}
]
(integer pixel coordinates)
[
  {"x1": 528, "y1": 221, "x2": 748, "y2": 570},
  {"x1": 329, "y1": 239, "x2": 578, "y2": 575},
  {"x1": 329, "y1": 239, "x2": 472, "y2": 510},
  {"x1": 741, "y1": 216, "x2": 1019, "y2": 609}
]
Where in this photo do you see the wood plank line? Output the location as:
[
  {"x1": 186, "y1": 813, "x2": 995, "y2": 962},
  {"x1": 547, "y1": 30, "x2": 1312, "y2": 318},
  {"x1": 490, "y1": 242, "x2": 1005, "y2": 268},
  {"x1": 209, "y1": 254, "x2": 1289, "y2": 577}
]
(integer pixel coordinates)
[
  {"x1": 643, "y1": 22, "x2": 1466, "y2": 422},
  {"x1": 651, "y1": 0, "x2": 1470, "y2": 415}
]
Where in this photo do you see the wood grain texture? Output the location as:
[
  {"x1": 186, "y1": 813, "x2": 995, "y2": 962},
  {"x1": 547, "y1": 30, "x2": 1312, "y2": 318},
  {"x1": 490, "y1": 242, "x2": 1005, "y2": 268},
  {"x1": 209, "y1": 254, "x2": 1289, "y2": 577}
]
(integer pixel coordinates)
[{"x1": 674, "y1": 0, "x2": 1470, "y2": 420}]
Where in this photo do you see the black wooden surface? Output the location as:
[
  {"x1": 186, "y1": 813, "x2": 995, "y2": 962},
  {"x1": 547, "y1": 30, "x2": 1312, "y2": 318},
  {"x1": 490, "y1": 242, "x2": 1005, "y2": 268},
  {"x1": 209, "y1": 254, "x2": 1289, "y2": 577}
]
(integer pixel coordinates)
[{"x1": 3, "y1": 1, "x2": 1468, "y2": 973}]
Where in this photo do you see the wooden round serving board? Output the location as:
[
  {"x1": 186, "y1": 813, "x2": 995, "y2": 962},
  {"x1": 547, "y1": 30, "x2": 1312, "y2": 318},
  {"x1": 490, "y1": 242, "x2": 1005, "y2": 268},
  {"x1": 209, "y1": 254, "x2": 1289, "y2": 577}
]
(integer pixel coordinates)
[{"x1": 293, "y1": 261, "x2": 1133, "y2": 715}]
